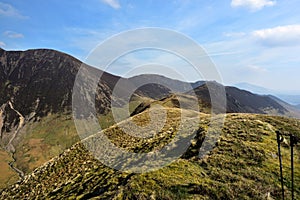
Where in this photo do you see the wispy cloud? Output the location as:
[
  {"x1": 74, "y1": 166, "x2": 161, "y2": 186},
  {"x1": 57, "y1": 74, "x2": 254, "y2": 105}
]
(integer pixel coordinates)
[
  {"x1": 246, "y1": 64, "x2": 267, "y2": 73},
  {"x1": 231, "y1": 0, "x2": 276, "y2": 11},
  {"x1": 252, "y1": 24, "x2": 300, "y2": 47},
  {"x1": 0, "y1": 41, "x2": 6, "y2": 47},
  {"x1": 0, "y1": 2, "x2": 28, "y2": 18},
  {"x1": 101, "y1": 0, "x2": 121, "y2": 9},
  {"x1": 206, "y1": 51, "x2": 242, "y2": 57},
  {"x1": 223, "y1": 32, "x2": 246, "y2": 38},
  {"x1": 3, "y1": 31, "x2": 24, "y2": 38}
]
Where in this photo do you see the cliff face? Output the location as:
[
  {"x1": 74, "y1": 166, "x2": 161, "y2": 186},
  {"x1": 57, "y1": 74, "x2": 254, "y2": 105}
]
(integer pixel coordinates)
[
  {"x1": 0, "y1": 49, "x2": 75, "y2": 132},
  {"x1": 0, "y1": 49, "x2": 116, "y2": 138},
  {"x1": 0, "y1": 49, "x2": 82, "y2": 115}
]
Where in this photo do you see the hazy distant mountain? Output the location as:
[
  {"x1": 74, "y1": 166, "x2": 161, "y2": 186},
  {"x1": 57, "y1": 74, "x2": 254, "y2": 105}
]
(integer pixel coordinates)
[
  {"x1": 268, "y1": 95, "x2": 300, "y2": 118},
  {"x1": 234, "y1": 82, "x2": 274, "y2": 95},
  {"x1": 275, "y1": 94, "x2": 300, "y2": 105},
  {"x1": 234, "y1": 82, "x2": 300, "y2": 105}
]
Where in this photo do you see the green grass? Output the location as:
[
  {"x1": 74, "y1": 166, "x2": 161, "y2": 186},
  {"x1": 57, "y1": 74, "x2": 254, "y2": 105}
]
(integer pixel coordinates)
[
  {"x1": 1, "y1": 111, "x2": 299, "y2": 199},
  {"x1": 97, "y1": 99, "x2": 146, "y2": 129},
  {"x1": 14, "y1": 113, "x2": 80, "y2": 173},
  {"x1": 0, "y1": 99, "x2": 144, "y2": 189},
  {"x1": 1, "y1": 95, "x2": 300, "y2": 199},
  {"x1": 112, "y1": 114, "x2": 300, "y2": 199}
]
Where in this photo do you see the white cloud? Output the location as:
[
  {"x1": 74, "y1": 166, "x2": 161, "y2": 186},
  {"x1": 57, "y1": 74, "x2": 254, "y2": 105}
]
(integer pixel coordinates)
[
  {"x1": 231, "y1": 0, "x2": 276, "y2": 11},
  {"x1": 252, "y1": 25, "x2": 300, "y2": 47},
  {"x1": 0, "y1": 41, "x2": 6, "y2": 47},
  {"x1": 0, "y1": 2, "x2": 27, "y2": 18},
  {"x1": 101, "y1": 0, "x2": 121, "y2": 9},
  {"x1": 3, "y1": 31, "x2": 24, "y2": 38}
]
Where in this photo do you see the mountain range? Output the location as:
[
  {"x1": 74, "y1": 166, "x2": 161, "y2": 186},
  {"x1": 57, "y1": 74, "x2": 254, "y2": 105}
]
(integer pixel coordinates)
[
  {"x1": 235, "y1": 82, "x2": 300, "y2": 106},
  {"x1": 1, "y1": 48, "x2": 297, "y2": 139},
  {"x1": 0, "y1": 48, "x2": 299, "y2": 199}
]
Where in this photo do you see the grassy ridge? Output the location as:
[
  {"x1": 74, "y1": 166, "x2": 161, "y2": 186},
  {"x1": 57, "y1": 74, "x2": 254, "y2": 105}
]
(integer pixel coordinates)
[
  {"x1": 0, "y1": 100, "x2": 142, "y2": 190},
  {"x1": 0, "y1": 111, "x2": 299, "y2": 199}
]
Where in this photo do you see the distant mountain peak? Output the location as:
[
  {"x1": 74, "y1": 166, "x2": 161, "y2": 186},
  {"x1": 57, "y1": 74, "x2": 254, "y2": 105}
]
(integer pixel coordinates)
[{"x1": 234, "y1": 82, "x2": 274, "y2": 95}]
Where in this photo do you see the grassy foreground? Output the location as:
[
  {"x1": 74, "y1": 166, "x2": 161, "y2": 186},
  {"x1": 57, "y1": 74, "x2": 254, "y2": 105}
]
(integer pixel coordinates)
[
  {"x1": 0, "y1": 109, "x2": 299, "y2": 199},
  {"x1": 0, "y1": 99, "x2": 143, "y2": 190}
]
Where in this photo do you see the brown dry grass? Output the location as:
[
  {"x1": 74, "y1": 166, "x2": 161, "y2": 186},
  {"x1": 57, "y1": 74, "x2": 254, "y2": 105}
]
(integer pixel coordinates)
[{"x1": 0, "y1": 149, "x2": 18, "y2": 189}]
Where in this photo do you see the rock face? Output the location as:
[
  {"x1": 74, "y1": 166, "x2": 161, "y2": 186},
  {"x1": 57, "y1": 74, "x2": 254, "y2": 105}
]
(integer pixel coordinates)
[
  {"x1": 0, "y1": 49, "x2": 80, "y2": 115},
  {"x1": 0, "y1": 49, "x2": 77, "y2": 137},
  {"x1": 0, "y1": 49, "x2": 116, "y2": 139}
]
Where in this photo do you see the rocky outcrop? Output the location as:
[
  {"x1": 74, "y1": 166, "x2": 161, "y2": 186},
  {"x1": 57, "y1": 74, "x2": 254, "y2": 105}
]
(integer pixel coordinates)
[{"x1": 0, "y1": 49, "x2": 117, "y2": 139}]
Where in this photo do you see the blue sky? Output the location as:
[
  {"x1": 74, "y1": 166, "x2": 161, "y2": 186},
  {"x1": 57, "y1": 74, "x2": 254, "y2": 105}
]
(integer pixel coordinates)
[{"x1": 1, "y1": 0, "x2": 300, "y2": 93}]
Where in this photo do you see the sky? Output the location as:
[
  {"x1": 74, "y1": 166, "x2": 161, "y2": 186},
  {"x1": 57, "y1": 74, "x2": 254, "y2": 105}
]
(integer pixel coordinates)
[{"x1": 1, "y1": 0, "x2": 300, "y2": 93}]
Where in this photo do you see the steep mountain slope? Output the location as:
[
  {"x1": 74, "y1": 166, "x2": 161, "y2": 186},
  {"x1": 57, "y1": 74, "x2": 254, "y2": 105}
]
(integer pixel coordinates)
[
  {"x1": 234, "y1": 82, "x2": 274, "y2": 95},
  {"x1": 225, "y1": 86, "x2": 287, "y2": 114},
  {"x1": 235, "y1": 82, "x2": 300, "y2": 105},
  {"x1": 1, "y1": 110, "x2": 299, "y2": 199},
  {"x1": 276, "y1": 94, "x2": 300, "y2": 105},
  {"x1": 0, "y1": 48, "x2": 131, "y2": 189},
  {"x1": 269, "y1": 95, "x2": 300, "y2": 118},
  {"x1": 0, "y1": 48, "x2": 115, "y2": 135},
  {"x1": 189, "y1": 82, "x2": 292, "y2": 116}
]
